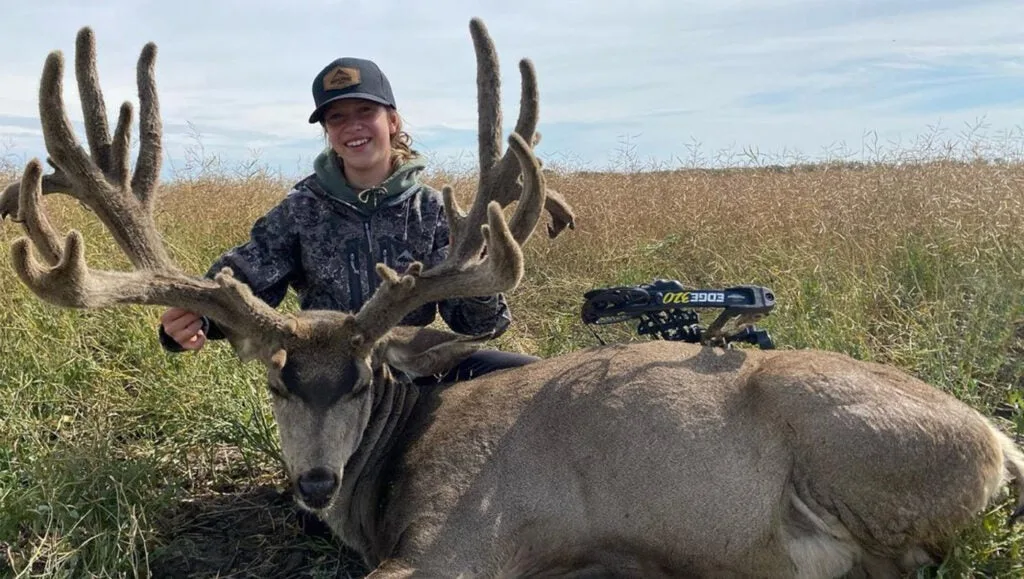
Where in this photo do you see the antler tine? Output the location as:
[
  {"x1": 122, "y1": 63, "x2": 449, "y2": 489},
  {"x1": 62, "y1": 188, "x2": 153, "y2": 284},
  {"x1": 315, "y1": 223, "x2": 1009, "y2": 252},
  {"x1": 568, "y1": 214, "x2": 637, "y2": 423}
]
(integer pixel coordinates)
[
  {"x1": 491, "y1": 58, "x2": 539, "y2": 197},
  {"x1": 131, "y1": 40, "x2": 162, "y2": 207},
  {"x1": 468, "y1": 18, "x2": 541, "y2": 187},
  {"x1": 110, "y1": 102, "x2": 134, "y2": 189},
  {"x1": 74, "y1": 28, "x2": 112, "y2": 174},
  {"x1": 504, "y1": 132, "x2": 545, "y2": 245},
  {"x1": 39, "y1": 51, "x2": 109, "y2": 203},
  {"x1": 470, "y1": 17, "x2": 502, "y2": 182},
  {"x1": 13, "y1": 160, "x2": 63, "y2": 266}
]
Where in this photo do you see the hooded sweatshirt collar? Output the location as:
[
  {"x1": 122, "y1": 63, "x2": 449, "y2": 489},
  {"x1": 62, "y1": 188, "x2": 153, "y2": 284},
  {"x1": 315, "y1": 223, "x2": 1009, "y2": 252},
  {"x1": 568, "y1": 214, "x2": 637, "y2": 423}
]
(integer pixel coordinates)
[{"x1": 313, "y1": 148, "x2": 427, "y2": 215}]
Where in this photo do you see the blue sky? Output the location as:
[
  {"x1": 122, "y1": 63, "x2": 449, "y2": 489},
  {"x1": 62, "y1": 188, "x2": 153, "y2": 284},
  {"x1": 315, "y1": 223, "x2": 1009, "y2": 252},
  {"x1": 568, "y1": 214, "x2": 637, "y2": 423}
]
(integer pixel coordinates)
[{"x1": 1, "y1": 0, "x2": 1023, "y2": 179}]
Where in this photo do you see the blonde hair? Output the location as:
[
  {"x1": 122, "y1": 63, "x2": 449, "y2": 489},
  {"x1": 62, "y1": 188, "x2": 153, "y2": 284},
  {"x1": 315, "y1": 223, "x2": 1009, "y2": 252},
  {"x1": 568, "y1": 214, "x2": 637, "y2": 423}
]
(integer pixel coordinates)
[{"x1": 388, "y1": 110, "x2": 418, "y2": 171}]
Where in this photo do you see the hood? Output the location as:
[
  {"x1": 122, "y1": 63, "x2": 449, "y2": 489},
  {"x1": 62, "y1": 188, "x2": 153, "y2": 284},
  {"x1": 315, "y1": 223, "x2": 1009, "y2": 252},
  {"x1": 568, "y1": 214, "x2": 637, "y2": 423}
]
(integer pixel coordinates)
[{"x1": 313, "y1": 148, "x2": 427, "y2": 215}]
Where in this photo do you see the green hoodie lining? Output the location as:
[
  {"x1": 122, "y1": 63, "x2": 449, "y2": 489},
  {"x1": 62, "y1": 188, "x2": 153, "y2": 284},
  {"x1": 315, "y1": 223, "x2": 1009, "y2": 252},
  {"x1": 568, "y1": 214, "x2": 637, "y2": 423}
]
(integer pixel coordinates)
[{"x1": 313, "y1": 148, "x2": 427, "y2": 215}]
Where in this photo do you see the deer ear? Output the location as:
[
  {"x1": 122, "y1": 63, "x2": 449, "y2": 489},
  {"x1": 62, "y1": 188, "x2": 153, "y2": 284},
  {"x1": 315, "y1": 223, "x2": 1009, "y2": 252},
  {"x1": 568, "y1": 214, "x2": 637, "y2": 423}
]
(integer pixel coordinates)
[{"x1": 383, "y1": 326, "x2": 489, "y2": 377}]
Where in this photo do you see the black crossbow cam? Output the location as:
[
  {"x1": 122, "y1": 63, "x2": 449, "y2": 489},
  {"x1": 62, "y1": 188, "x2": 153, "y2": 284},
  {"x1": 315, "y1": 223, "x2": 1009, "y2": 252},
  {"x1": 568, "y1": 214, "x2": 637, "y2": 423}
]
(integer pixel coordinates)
[{"x1": 581, "y1": 279, "x2": 777, "y2": 349}]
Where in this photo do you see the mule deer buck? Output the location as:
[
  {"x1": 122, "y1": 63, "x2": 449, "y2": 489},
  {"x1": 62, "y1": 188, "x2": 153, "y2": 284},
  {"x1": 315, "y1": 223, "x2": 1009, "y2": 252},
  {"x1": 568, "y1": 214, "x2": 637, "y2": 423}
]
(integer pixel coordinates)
[{"x1": 4, "y1": 17, "x2": 1024, "y2": 579}]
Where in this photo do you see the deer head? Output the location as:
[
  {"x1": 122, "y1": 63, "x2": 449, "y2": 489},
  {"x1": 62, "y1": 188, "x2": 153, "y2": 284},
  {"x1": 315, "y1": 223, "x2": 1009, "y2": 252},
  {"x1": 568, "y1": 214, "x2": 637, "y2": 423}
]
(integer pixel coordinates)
[{"x1": 4, "y1": 18, "x2": 548, "y2": 511}]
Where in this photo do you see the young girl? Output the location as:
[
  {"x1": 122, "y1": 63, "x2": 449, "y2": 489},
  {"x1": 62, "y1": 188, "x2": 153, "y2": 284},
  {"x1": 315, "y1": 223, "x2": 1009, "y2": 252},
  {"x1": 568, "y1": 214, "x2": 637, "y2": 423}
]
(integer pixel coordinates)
[{"x1": 158, "y1": 56, "x2": 538, "y2": 382}]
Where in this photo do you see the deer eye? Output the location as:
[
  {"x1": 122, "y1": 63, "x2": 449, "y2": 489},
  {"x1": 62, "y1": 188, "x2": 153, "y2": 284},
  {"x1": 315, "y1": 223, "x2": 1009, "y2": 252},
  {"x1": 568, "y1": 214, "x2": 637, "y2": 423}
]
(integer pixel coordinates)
[
  {"x1": 348, "y1": 359, "x2": 373, "y2": 396},
  {"x1": 277, "y1": 358, "x2": 360, "y2": 407},
  {"x1": 348, "y1": 376, "x2": 370, "y2": 397}
]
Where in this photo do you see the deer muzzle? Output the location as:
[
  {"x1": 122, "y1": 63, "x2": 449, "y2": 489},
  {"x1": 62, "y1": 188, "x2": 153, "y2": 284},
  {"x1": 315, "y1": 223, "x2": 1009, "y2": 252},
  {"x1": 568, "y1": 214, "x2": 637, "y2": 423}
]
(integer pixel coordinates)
[{"x1": 296, "y1": 466, "x2": 340, "y2": 510}]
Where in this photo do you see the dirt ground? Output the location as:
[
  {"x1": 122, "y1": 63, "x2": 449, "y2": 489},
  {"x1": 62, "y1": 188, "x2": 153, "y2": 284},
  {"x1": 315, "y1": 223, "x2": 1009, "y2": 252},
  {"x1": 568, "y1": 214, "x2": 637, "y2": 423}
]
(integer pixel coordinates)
[{"x1": 150, "y1": 483, "x2": 369, "y2": 578}]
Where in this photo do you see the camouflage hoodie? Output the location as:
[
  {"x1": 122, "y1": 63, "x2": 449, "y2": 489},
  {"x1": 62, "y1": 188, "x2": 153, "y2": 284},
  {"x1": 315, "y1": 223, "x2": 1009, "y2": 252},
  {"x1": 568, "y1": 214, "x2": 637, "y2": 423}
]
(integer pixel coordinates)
[{"x1": 158, "y1": 151, "x2": 511, "y2": 351}]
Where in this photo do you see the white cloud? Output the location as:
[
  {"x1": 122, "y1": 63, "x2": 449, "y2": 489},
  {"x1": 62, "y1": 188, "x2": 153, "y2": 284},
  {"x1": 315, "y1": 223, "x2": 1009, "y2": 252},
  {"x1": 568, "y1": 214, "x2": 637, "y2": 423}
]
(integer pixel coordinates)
[{"x1": 0, "y1": 0, "x2": 1022, "y2": 172}]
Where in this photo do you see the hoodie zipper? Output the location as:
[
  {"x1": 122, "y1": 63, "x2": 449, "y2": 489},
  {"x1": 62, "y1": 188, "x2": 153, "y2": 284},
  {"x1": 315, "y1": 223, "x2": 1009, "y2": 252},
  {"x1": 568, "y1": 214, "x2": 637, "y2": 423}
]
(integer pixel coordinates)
[
  {"x1": 345, "y1": 238, "x2": 363, "y2": 310},
  {"x1": 364, "y1": 221, "x2": 379, "y2": 293}
]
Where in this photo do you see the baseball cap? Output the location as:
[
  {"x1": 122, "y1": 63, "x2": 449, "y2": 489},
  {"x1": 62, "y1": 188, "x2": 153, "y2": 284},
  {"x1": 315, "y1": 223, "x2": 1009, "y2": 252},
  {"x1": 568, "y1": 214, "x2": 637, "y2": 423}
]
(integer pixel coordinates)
[{"x1": 308, "y1": 57, "x2": 397, "y2": 124}]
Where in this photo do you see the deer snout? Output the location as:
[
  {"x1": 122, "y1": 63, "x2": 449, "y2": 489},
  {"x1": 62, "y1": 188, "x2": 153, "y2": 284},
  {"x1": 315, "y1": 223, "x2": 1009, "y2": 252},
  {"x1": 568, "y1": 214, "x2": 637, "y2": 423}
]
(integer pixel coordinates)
[{"x1": 296, "y1": 467, "x2": 339, "y2": 510}]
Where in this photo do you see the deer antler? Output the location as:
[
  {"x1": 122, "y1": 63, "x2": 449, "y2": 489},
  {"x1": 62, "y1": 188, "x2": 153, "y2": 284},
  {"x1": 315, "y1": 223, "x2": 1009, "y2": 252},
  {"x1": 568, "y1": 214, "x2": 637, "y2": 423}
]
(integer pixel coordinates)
[
  {"x1": 353, "y1": 18, "x2": 548, "y2": 343},
  {"x1": 1, "y1": 28, "x2": 165, "y2": 224},
  {"x1": 30, "y1": 29, "x2": 167, "y2": 269},
  {"x1": 8, "y1": 27, "x2": 292, "y2": 359},
  {"x1": 463, "y1": 18, "x2": 574, "y2": 243}
]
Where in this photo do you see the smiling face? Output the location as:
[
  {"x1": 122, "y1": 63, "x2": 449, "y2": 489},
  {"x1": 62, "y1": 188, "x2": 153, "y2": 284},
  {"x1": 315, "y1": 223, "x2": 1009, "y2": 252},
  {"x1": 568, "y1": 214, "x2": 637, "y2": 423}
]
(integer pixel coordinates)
[{"x1": 323, "y1": 98, "x2": 399, "y2": 188}]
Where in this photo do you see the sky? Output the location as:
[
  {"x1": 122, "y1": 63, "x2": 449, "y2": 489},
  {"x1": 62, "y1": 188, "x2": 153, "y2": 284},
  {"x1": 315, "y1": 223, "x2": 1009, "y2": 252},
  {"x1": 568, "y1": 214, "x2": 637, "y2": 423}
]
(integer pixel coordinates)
[{"x1": 1, "y1": 0, "x2": 1023, "y2": 180}]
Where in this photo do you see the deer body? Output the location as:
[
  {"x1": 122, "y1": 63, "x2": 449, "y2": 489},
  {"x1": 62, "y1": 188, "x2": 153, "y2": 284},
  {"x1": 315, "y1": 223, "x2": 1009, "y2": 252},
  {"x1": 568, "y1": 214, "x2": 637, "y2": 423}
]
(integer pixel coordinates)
[
  {"x1": 301, "y1": 340, "x2": 1020, "y2": 577},
  {"x1": 4, "y1": 16, "x2": 1021, "y2": 579}
]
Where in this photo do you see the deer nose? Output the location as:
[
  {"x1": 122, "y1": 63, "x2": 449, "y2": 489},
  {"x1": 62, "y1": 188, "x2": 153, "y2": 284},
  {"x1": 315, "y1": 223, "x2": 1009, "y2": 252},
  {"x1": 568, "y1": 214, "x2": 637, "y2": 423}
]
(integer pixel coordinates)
[{"x1": 297, "y1": 467, "x2": 339, "y2": 509}]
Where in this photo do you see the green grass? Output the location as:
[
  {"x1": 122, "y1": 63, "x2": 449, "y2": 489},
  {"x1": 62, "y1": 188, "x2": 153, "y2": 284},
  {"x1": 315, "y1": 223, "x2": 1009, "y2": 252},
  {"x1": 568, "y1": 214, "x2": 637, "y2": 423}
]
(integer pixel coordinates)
[{"x1": 1, "y1": 155, "x2": 1023, "y2": 577}]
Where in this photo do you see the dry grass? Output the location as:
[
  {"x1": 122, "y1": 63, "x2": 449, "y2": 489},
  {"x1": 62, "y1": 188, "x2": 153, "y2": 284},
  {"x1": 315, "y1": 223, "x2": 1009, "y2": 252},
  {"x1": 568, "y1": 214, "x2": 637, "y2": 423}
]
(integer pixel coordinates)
[{"x1": 0, "y1": 150, "x2": 1022, "y2": 577}]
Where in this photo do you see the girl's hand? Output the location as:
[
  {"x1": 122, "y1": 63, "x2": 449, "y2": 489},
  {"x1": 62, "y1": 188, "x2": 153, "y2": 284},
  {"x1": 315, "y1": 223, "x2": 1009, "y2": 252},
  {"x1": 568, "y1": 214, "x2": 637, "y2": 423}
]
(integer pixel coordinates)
[{"x1": 160, "y1": 307, "x2": 207, "y2": 350}]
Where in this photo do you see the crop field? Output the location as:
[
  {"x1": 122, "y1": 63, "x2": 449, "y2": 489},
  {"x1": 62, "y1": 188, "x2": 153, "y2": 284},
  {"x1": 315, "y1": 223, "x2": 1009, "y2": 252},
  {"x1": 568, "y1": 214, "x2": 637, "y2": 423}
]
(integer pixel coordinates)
[{"x1": 0, "y1": 141, "x2": 1023, "y2": 577}]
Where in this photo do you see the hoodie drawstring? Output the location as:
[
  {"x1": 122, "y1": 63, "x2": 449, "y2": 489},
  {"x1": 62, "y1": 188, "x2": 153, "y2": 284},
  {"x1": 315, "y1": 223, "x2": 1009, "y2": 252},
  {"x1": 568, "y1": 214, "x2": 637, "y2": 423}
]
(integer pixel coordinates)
[{"x1": 357, "y1": 186, "x2": 388, "y2": 208}]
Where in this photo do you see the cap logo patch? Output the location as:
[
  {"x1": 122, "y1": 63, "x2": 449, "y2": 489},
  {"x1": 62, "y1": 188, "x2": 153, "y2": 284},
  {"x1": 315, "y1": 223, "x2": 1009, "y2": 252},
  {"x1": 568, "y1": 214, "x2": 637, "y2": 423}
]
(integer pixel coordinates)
[{"x1": 324, "y1": 67, "x2": 361, "y2": 91}]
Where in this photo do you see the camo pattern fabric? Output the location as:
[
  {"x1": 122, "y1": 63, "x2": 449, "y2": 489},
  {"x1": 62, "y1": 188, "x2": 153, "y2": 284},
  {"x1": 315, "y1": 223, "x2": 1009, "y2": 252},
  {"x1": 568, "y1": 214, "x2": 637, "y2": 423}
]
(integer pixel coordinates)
[{"x1": 202, "y1": 174, "x2": 511, "y2": 338}]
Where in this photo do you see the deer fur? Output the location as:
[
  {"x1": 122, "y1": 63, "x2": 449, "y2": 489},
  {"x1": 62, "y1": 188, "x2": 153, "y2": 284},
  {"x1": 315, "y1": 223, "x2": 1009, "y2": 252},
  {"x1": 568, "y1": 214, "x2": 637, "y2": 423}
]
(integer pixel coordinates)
[{"x1": 3, "y1": 17, "x2": 1023, "y2": 579}]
